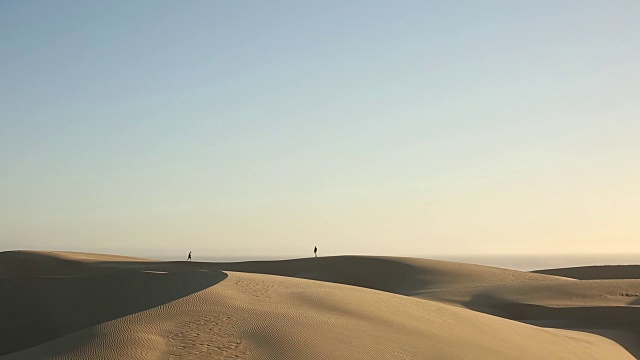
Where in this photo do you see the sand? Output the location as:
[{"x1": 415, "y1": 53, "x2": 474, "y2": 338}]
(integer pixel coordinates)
[{"x1": 1, "y1": 251, "x2": 638, "y2": 359}]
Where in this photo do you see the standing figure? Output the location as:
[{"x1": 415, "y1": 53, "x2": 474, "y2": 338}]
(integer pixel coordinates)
[
  {"x1": 187, "y1": 251, "x2": 192, "y2": 261},
  {"x1": 314, "y1": 246, "x2": 317, "y2": 258}
]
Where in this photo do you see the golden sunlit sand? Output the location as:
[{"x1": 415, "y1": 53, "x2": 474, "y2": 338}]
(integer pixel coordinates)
[{"x1": 1, "y1": 251, "x2": 638, "y2": 359}]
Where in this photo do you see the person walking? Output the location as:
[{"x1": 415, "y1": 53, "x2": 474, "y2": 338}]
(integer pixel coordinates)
[
  {"x1": 314, "y1": 246, "x2": 317, "y2": 258},
  {"x1": 187, "y1": 251, "x2": 192, "y2": 261}
]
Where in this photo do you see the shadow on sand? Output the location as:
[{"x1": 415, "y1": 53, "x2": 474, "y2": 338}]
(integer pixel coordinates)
[
  {"x1": 464, "y1": 293, "x2": 640, "y2": 359},
  {"x1": 0, "y1": 259, "x2": 227, "y2": 356}
]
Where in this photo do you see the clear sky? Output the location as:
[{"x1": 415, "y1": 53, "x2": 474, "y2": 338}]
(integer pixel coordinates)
[{"x1": 1, "y1": 1, "x2": 639, "y2": 259}]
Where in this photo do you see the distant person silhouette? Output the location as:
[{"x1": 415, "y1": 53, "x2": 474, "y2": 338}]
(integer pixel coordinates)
[
  {"x1": 187, "y1": 251, "x2": 192, "y2": 261},
  {"x1": 314, "y1": 246, "x2": 317, "y2": 258}
]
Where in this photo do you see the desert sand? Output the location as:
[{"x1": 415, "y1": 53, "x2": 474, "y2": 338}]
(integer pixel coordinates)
[{"x1": 1, "y1": 251, "x2": 638, "y2": 359}]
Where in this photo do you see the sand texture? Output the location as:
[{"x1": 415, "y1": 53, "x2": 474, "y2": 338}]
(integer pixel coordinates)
[{"x1": 1, "y1": 251, "x2": 638, "y2": 359}]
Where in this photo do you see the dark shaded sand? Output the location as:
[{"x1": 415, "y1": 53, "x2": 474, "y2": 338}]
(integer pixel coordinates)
[{"x1": 535, "y1": 265, "x2": 640, "y2": 280}]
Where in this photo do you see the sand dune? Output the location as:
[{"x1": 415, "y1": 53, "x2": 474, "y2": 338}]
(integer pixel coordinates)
[
  {"x1": 0, "y1": 251, "x2": 637, "y2": 359},
  {"x1": 211, "y1": 255, "x2": 640, "y2": 357},
  {"x1": 535, "y1": 265, "x2": 640, "y2": 280},
  {"x1": 206, "y1": 255, "x2": 566, "y2": 293}
]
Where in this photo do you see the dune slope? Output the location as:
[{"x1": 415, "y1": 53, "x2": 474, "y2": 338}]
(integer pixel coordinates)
[
  {"x1": 534, "y1": 265, "x2": 640, "y2": 280},
  {"x1": 211, "y1": 256, "x2": 640, "y2": 358},
  {"x1": 0, "y1": 251, "x2": 226, "y2": 356},
  {"x1": 0, "y1": 251, "x2": 636, "y2": 359},
  {"x1": 1, "y1": 271, "x2": 632, "y2": 359}
]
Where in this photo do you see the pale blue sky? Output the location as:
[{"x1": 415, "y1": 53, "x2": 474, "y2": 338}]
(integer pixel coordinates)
[{"x1": 1, "y1": 1, "x2": 639, "y2": 258}]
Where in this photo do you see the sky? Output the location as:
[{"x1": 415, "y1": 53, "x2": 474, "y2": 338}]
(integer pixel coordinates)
[{"x1": 1, "y1": 1, "x2": 639, "y2": 259}]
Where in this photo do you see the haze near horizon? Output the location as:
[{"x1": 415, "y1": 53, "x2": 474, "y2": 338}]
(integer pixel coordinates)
[{"x1": 1, "y1": 1, "x2": 638, "y2": 259}]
